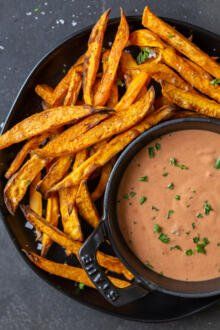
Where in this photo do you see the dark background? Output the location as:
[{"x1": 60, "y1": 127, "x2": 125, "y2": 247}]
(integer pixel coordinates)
[{"x1": 0, "y1": 0, "x2": 220, "y2": 329}]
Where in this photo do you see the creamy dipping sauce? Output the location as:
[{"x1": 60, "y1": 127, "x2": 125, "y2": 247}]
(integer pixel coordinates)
[{"x1": 117, "y1": 130, "x2": 220, "y2": 281}]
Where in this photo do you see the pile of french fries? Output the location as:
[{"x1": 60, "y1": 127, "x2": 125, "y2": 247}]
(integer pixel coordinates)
[{"x1": 1, "y1": 7, "x2": 220, "y2": 290}]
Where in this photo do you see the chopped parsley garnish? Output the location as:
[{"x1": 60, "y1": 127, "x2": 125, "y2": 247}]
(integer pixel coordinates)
[
  {"x1": 78, "y1": 282, "x2": 85, "y2": 290},
  {"x1": 155, "y1": 142, "x2": 161, "y2": 150},
  {"x1": 194, "y1": 237, "x2": 209, "y2": 254},
  {"x1": 167, "y1": 209, "x2": 174, "y2": 219},
  {"x1": 138, "y1": 176, "x2": 148, "y2": 182},
  {"x1": 203, "y1": 201, "x2": 213, "y2": 215},
  {"x1": 168, "y1": 33, "x2": 175, "y2": 38},
  {"x1": 117, "y1": 79, "x2": 124, "y2": 87},
  {"x1": 153, "y1": 223, "x2": 162, "y2": 233},
  {"x1": 152, "y1": 205, "x2": 159, "y2": 211},
  {"x1": 170, "y1": 245, "x2": 182, "y2": 251},
  {"x1": 136, "y1": 47, "x2": 154, "y2": 64},
  {"x1": 167, "y1": 182, "x2": 174, "y2": 190},
  {"x1": 193, "y1": 236, "x2": 200, "y2": 243},
  {"x1": 170, "y1": 157, "x2": 189, "y2": 170},
  {"x1": 162, "y1": 172, "x2": 169, "y2": 177},
  {"x1": 192, "y1": 222, "x2": 196, "y2": 229},
  {"x1": 129, "y1": 191, "x2": 136, "y2": 198},
  {"x1": 214, "y1": 158, "x2": 220, "y2": 169},
  {"x1": 148, "y1": 146, "x2": 155, "y2": 158},
  {"x1": 196, "y1": 213, "x2": 203, "y2": 219},
  {"x1": 159, "y1": 233, "x2": 170, "y2": 243},
  {"x1": 123, "y1": 194, "x2": 129, "y2": 200},
  {"x1": 210, "y1": 78, "x2": 220, "y2": 86},
  {"x1": 185, "y1": 249, "x2": 193, "y2": 256},
  {"x1": 175, "y1": 195, "x2": 181, "y2": 200},
  {"x1": 139, "y1": 196, "x2": 147, "y2": 205}
]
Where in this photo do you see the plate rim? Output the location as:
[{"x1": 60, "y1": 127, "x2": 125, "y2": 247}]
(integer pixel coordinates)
[{"x1": 1, "y1": 15, "x2": 220, "y2": 323}]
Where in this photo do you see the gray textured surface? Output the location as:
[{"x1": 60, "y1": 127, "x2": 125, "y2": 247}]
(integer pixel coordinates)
[{"x1": 0, "y1": 0, "x2": 220, "y2": 329}]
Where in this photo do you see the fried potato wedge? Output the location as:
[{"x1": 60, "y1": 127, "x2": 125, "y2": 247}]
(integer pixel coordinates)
[
  {"x1": 59, "y1": 150, "x2": 87, "y2": 242},
  {"x1": 91, "y1": 162, "x2": 112, "y2": 201},
  {"x1": 129, "y1": 29, "x2": 164, "y2": 48},
  {"x1": 37, "y1": 156, "x2": 72, "y2": 198},
  {"x1": 162, "y1": 47, "x2": 220, "y2": 102},
  {"x1": 49, "y1": 105, "x2": 173, "y2": 190},
  {"x1": 94, "y1": 9, "x2": 129, "y2": 106},
  {"x1": 41, "y1": 194, "x2": 60, "y2": 257},
  {"x1": 4, "y1": 155, "x2": 48, "y2": 214},
  {"x1": 0, "y1": 105, "x2": 107, "y2": 150},
  {"x1": 115, "y1": 72, "x2": 150, "y2": 110},
  {"x1": 162, "y1": 82, "x2": 220, "y2": 117},
  {"x1": 21, "y1": 206, "x2": 133, "y2": 280},
  {"x1": 76, "y1": 181, "x2": 100, "y2": 228},
  {"x1": 5, "y1": 132, "x2": 49, "y2": 179},
  {"x1": 37, "y1": 87, "x2": 155, "y2": 159},
  {"x1": 83, "y1": 9, "x2": 110, "y2": 104},
  {"x1": 25, "y1": 251, "x2": 130, "y2": 289},
  {"x1": 29, "y1": 173, "x2": 42, "y2": 216},
  {"x1": 35, "y1": 84, "x2": 54, "y2": 106},
  {"x1": 64, "y1": 70, "x2": 82, "y2": 106},
  {"x1": 142, "y1": 6, "x2": 220, "y2": 78}
]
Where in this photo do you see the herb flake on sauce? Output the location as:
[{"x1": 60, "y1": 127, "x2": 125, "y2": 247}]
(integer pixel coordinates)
[
  {"x1": 139, "y1": 196, "x2": 147, "y2": 205},
  {"x1": 153, "y1": 224, "x2": 162, "y2": 233},
  {"x1": 185, "y1": 249, "x2": 193, "y2": 256},
  {"x1": 159, "y1": 233, "x2": 170, "y2": 244},
  {"x1": 167, "y1": 182, "x2": 174, "y2": 190},
  {"x1": 167, "y1": 210, "x2": 174, "y2": 219},
  {"x1": 138, "y1": 176, "x2": 148, "y2": 182},
  {"x1": 203, "y1": 201, "x2": 213, "y2": 215},
  {"x1": 170, "y1": 157, "x2": 189, "y2": 170},
  {"x1": 214, "y1": 158, "x2": 220, "y2": 169}
]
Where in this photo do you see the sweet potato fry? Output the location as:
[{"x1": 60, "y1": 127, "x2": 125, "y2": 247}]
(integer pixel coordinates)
[
  {"x1": 49, "y1": 105, "x2": 173, "y2": 190},
  {"x1": 76, "y1": 181, "x2": 99, "y2": 228},
  {"x1": 5, "y1": 132, "x2": 49, "y2": 179},
  {"x1": 59, "y1": 150, "x2": 87, "y2": 242},
  {"x1": 162, "y1": 82, "x2": 220, "y2": 117},
  {"x1": 0, "y1": 105, "x2": 107, "y2": 150},
  {"x1": 21, "y1": 205, "x2": 133, "y2": 280},
  {"x1": 107, "y1": 83, "x2": 119, "y2": 108},
  {"x1": 129, "y1": 29, "x2": 165, "y2": 48},
  {"x1": 120, "y1": 52, "x2": 138, "y2": 79},
  {"x1": 83, "y1": 9, "x2": 110, "y2": 105},
  {"x1": 35, "y1": 84, "x2": 54, "y2": 106},
  {"x1": 115, "y1": 72, "x2": 150, "y2": 110},
  {"x1": 29, "y1": 173, "x2": 42, "y2": 216},
  {"x1": 41, "y1": 194, "x2": 59, "y2": 257},
  {"x1": 37, "y1": 156, "x2": 72, "y2": 198},
  {"x1": 91, "y1": 162, "x2": 112, "y2": 201},
  {"x1": 94, "y1": 9, "x2": 129, "y2": 106},
  {"x1": 25, "y1": 251, "x2": 130, "y2": 289},
  {"x1": 64, "y1": 70, "x2": 82, "y2": 106},
  {"x1": 4, "y1": 155, "x2": 48, "y2": 214},
  {"x1": 36, "y1": 87, "x2": 155, "y2": 158},
  {"x1": 142, "y1": 6, "x2": 220, "y2": 78},
  {"x1": 161, "y1": 47, "x2": 220, "y2": 102}
]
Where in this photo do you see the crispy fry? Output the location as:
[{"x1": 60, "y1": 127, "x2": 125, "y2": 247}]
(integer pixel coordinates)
[
  {"x1": 91, "y1": 162, "x2": 112, "y2": 201},
  {"x1": 83, "y1": 9, "x2": 110, "y2": 105},
  {"x1": 35, "y1": 85, "x2": 54, "y2": 105},
  {"x1": 21, "y1": 205, "x2": 133, "y2": 280},
  {"x1": 64, "y1": 70, "x2": 82, "y2": 106},
  {"x1": 161, "y1": 47, "x2": 220, "y2": 102},
  {"x1": 94, "y1": 9, "x2": 129, "y2": 106},
  {"x1": 107, "y1": 83, "x2": 119, "y2": 108},
  {"x1": 120, "y1": 52, "x2": 138, "y2": 79},
  {"x1": 4, "y1": 155, "x2": 48, "y2": 214},
  {"x1": 162, "y1": 82, "x2": 220, "y2": 117},
  {"x1": 115, "y1": 72, "x2": 150, "y2": 110},
  {"x1": 49, "y1": 105, "x2": 173, "y2": 190},
  {"x1": 36, "y1": 87, "x2": 155, "y2": 159},
  {"x1": 142, "y1": 6, "x2": 220, "y2": 78},
  {"x1": 129, "y1": 29, "x2": 165, "y2": 48},
  {"x1": 37, "y1": 156, "x2": 72, "y2": 198},
  {"x1": 26, "y1": 251, "x2": 130, "y2": 288},
  {"x1": 76, "y1": 181, "x2": 99, "y2": 228},
  {"x1": 41, "y1": 194, "x2": 59, "y2": 257},
  {"x1": 0, "y1": 105, "x2": 108, "y2": 150},
  {"x1": 59, "y1": 150, "x2": 87, "y2": 242},
  {"x1": 5, "y1": 133, "x2": 49, "y2": 179},
  {"x1": 29, "y1": 173, "x2": 42, "y2": 216}
]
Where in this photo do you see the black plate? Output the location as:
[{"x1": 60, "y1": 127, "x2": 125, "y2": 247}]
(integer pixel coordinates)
[{"x1": 0, "y1": 16, "x2": 220, "y2": 323}]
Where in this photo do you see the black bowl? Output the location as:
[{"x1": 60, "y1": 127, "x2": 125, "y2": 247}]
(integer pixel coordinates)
[
  {"x1": 1, "y1": 16, "x2": 220, "y2": 322},
  {"x1": 80, "y1": 118, "x2": 220, "y2": 306}
]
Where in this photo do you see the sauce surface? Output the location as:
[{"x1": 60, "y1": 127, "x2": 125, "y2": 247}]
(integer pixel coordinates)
[{"x1": 117, "y1": 130, "x2": 220, "y2": 281}]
